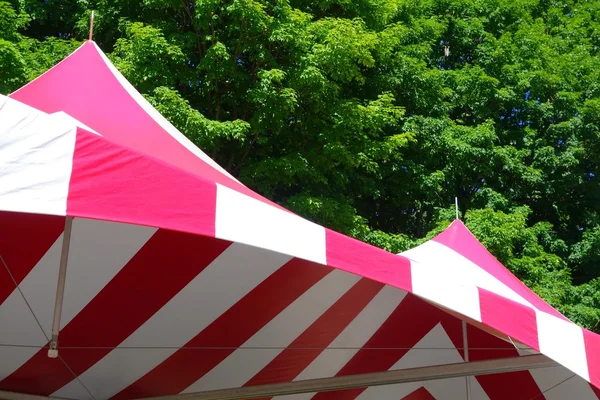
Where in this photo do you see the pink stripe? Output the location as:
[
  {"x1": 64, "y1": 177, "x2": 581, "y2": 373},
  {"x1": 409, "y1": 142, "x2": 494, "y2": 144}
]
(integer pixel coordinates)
[
  {"x1": 0, "y1": 231, "x2": 231, "y2": 395},
  {"x1": 433, "y1": 220, "x2": 566, "y2": 320},
  {"x1": 478, "y1": 288, "x2": 539, "y2": 351},
  {"x1": 67, "y1": 129, "x2": 217, "y2": 237},
  {"x1": 584, "y1": 329, "x2": 600, "y2": 392},
  {"x1": 325, "y1": 229, "x2": 412, "y2": 292},
  {"x1": 10, "y1": 41, "x2": 286, "y2": 212}
]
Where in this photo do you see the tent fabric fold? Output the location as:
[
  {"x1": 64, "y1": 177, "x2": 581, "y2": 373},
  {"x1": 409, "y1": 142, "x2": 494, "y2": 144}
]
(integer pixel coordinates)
[{"x1": 0, "y1": 40, "x2": 598, "y2": 400}]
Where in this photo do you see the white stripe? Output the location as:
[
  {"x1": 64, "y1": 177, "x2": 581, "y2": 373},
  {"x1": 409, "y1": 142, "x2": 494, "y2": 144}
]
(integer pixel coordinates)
[
  {"x1": 0, "y1": 230, "x2": 56, "y2": 377},
  {"x1": 514, "y1": 340, "x2": 539, "y2": 356},
  {"x1": 91, "y1": 42, "x2": 240, "y2": 182},
  {"x1": 296, "y1": 286, "x2": 407, "y2": 383},
  {"x1": 56, "y1": 349, "x2": 174, "y2": 400},
  {"x1": 50, "y1": 111, "x2": 100, "y2": 135},
  {"x1": 0, "y1": 290, "x2": 47, "y2": 377},
  {"x1": 19, "y1": 218, "x2": 157, "y2": 339},
  {"x1": 329, "y1": 286, "x2": 407, "y2": 349},
  {"x1": 0, "y1": 346, "x2": 40, "y2": 380},
  {"x1": 0, "y1": 228, "x2": 60, "y2": 378},
  {"x1": 274, "y1": 286, "x2": 406, "y2": 400},
  {"x1": 0, "y1": 257, "x2": 58, "y2": 347},
  {"x1": 519, "y1": 316, "x2": 597, "y2": 398},
  {"x1": 50, "y1": 378, "x2": 94, "y2": 400},
  {"x1": 357, "y1": 324, "x2": 490, "y2": 400},
  {"x1": 356, "y1": 324, "x2": 461, "y2": 399},
  {"x1": 215, "y1": 184, "x2": 327, "y2": 265},
  {"x1": 183, "y1": 269, "x2": 360, "y2": 393},
  {"x1": 460, "y1": 379, "x2": 490, "y2": 400},
  {"x1": 402, "y1": 241, "x2": 534, "y2": 309},
  {"x1": 537, "y1": 310, "x2": 590, "y2": 381},
  {"x1": 0, "y1": 219, "x2": 155, "y2": 385},
  {"x1": 273, "y1": 394, "x2": 317, "y2": 400},
  {"x1": 0, "y1": 95, "x2": 76, "y2": 216},
  {"x1": 529, "y1": 366, "x2": 598, "y2": 400},
  {"x1": 408, "y1": 257, "x2": 481, "y2": 323},
  {"x1": 66, "y1": 243, "x2": 292, "y2": 400}
]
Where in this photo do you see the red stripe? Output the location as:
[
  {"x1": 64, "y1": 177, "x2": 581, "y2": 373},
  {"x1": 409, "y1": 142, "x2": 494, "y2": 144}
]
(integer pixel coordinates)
[
  {"x1": 584, "y1": 329, "x2": 600, "y2": 394},
  {"x1": 466, "y1": 324, "x2": 545, "y2": 400},
  {"x1": 111, "y1": 258, "x2": 331, "y2": 400},
  {"x1": 312, "y1": 294, "x2": 452, "y2": 400},
  {"x1": 402, "y1": 387, "x2": 436, "y2": 400},
  {"x1": 245, "y1": 279, "x2": 383, "y2": 389},
  {"x1": 591, "y1": 384, "x2": 600, "y2": 399},
  {"x1": 325, "y1": 229, "x2": 412, "y2": 292},
  {"x1": 68, "y1": 129, "x2": 217, "y2": 237},
  {"x1": 0, "y1": 230, "x2": 231, "y2": 395},
  {"x1": 478, "y1": 288, "x2": 540, "y2": 351},
  {"x1": 0, "y1": 212, "x2": 63, "y2": 305}
]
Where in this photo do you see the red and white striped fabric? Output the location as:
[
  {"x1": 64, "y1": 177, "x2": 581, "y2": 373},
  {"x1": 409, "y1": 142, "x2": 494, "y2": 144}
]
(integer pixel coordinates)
[{"x1": 0, "y1": 41, "x2": 598, "y2": 400}]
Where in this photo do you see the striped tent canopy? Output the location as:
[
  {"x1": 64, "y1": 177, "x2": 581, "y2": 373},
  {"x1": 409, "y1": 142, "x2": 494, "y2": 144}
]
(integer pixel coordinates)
[{"x1": 0, "y1": 41, "x2": 599, "y2": 400}]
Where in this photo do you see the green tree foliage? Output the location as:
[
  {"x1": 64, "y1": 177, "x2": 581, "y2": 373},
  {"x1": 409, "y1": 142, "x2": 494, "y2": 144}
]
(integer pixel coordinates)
[{"x1": 1, "y1": 0, "x2": 599, "y2": 330}]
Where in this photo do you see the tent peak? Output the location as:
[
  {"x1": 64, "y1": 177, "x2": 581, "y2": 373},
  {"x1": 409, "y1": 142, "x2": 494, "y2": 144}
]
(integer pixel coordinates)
[{"x1": 433, "y1": 217, "x2": 569, "y2": 321}]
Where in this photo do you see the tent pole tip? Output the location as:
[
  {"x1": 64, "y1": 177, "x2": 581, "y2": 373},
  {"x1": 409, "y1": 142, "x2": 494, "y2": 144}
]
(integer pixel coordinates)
[
  {"x1": 455, "y1": 196, "x2": 459, "y2": 220},
  {"x1": 89, "y1": 10, "x2": 95, "y2": 41}
]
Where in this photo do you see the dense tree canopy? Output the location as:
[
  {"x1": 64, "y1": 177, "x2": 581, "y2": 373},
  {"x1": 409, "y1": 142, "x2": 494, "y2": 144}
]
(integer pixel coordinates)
[{"x1": 1, "y1": 0, "x2": 599, "y2": 330}]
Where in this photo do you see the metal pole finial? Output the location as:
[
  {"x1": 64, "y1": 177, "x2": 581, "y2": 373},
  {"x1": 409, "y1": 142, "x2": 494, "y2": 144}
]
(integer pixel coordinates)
[
  {"x1": 89, "y1": 10, "x2": 95, "y2": 41},
  {"x1": 455, "y1": 197, "x2": 459, "y2": 220}
]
